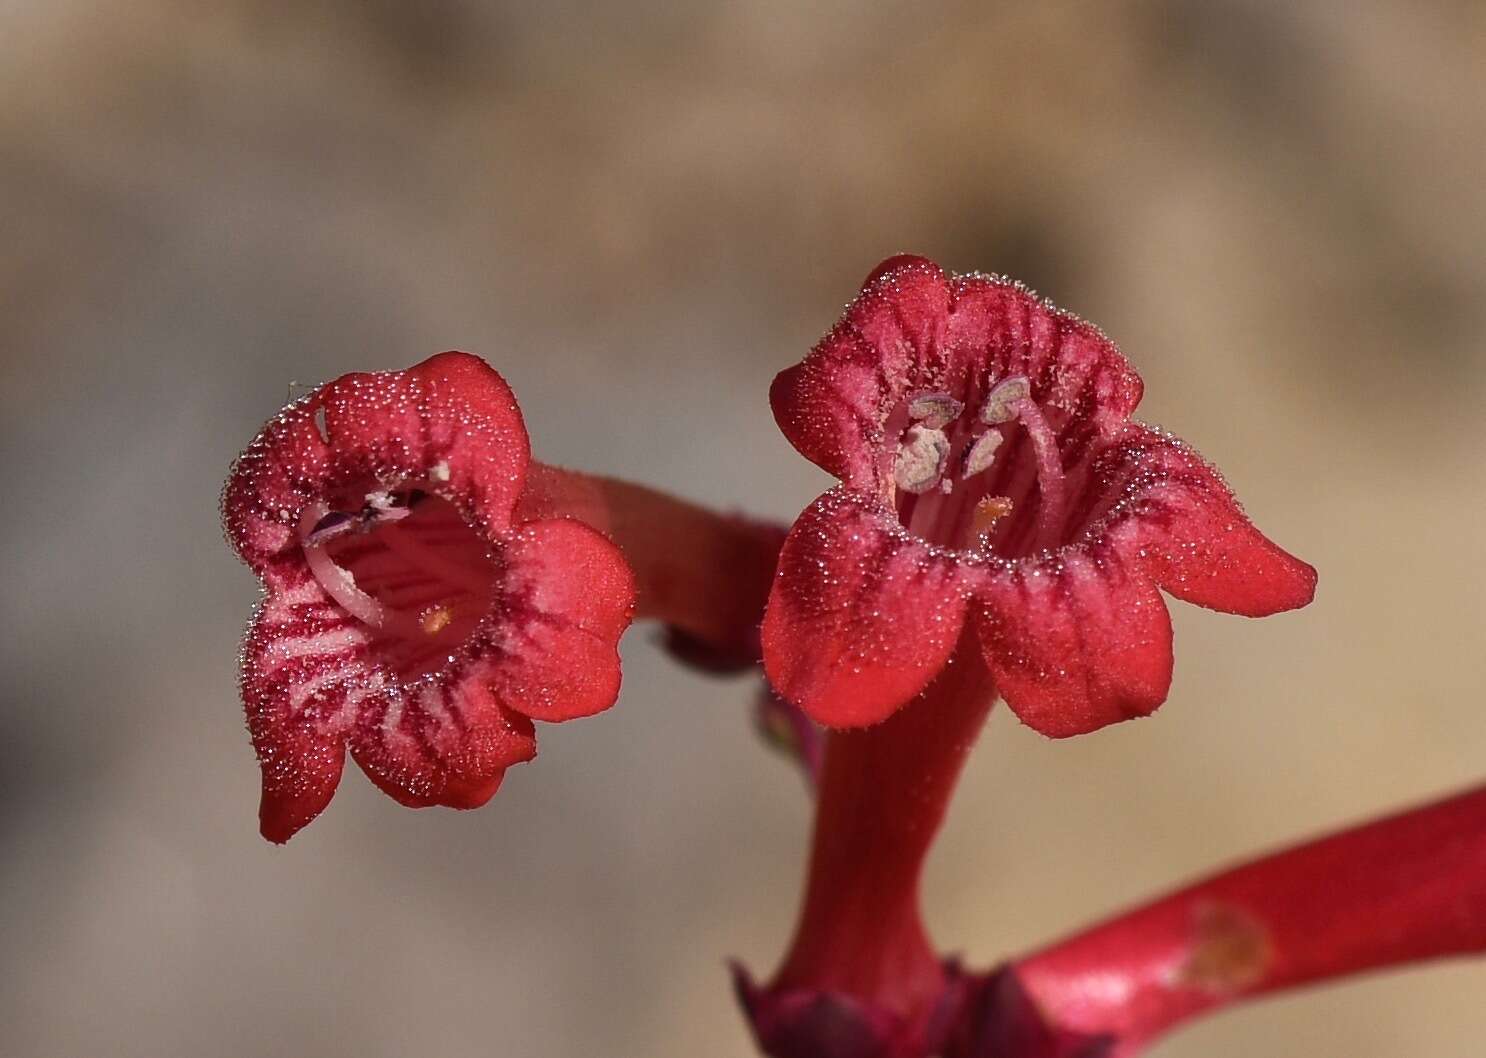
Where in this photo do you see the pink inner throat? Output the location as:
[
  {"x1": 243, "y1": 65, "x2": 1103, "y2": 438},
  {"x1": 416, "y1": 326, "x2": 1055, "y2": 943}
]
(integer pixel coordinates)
[
  {"x1": 297, "y1": 485, "x2": 499, "y2": 681},
  {"x1": 889, "y1": 377, "x2": 1079, "y2": 557}
]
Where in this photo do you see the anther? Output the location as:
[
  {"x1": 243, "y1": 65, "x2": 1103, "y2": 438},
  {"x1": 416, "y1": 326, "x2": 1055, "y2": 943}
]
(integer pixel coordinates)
[
  {"x1": 894, "y1": 425, "x2": 951, "y2": 494},
  {"x1": 303, "y1": 510, "x2": 359, "y2": 547},
  {"x1": 907, "y1": 392, "x2": 964, "y2": 430},
  {"x1": 960, "y1": 429, "x2": 1003, "y2": 479},
  {"x1": 365, "y1": 491, "x2": 413, "y2": 522},
  {"x1": 980, "y1": 376, "x2": 1031, "y2": 425}
]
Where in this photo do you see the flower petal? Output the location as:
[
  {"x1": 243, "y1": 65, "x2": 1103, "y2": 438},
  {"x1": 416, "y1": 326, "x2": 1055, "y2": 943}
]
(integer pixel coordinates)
[
  {"x1": 258, "y1": 734, "x2": 346, "y2": 844},
  {"x1": 771, "y1": 256, "x2": 952, "y2": 491},
  {"x1": 222, "y1": 352, "x2": 531, "y2": 587},
  {"x1": 944, "y1": 274, "x2": 1143, "y2": 449},
  {"x1": 348, "y1": 670, "x2": 538, "y2": 810},
  {"x1": 762, "y1": 488, "x2": 975, "y2": 729},
  {"x1": 318, "y1": 351, "x2": 531, "y2": 537},
  {"x1": 240, "y1": 505, "x2": 540, "y2": 832},
  {"x1": 241, "y1": 574, "x2": 371, "y2": 841},
  {"x1": 244, "y1": 570, "x2": 538, "y2": 830},
  {"x1": 487, "y1": 518, "x2": 636, "y2": 722},
  {"x1": 223, "y1": 399, "x2": 334, "y2": 585},
  {"x1": 977, "y1": 551, "x2": 1174, "y2": 739},
  {"x1": 1084, "y1": 425, "x2": 1317, "y2": 617},
  {"x1": 771, "y1": 257, "x2": 1146, "y2": 500}
]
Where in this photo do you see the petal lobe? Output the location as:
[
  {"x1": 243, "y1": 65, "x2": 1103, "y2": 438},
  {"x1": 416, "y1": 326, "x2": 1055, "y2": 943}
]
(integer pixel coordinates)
[{"x1": 762, "y1": 489, "x2": 975, "y2": 728}]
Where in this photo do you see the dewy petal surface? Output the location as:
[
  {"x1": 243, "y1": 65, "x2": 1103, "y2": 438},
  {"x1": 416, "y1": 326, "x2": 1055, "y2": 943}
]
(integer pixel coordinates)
[
  {"x1": 1088, "y1": 424, "x2": 1317, "y2": 617},
  {"x1": 242, "y1": 570, "x2": 358, "y2": 842},
  {"x1": 770, "y1": 256, "x2": 1143, "y2": 498},
  {"x1": 224, "y1": 352, "x2": 635, "y2": 840},
  {"x1": 762, "y1": 255, "x2": 1315, "y2": 737},
  {"x1": 223, "y1": 350, "x2": 530, "y2": 583},
  {"x1": 762, "y1": 488, "x2": 975, "y2": 729},
  {"x1": 976, "y1": 553, "x2": 1174, "y2": 738},
  {"x1": 488, "y1": 518, "x2": 636, "y2": 722},
  {"x1": 771, "y1": 256, "x2": 953, "y2": 491},
  {"x1": 347, "y1": 667, "x2": 538, "y2": 811},
  {"x1": 316, "y1": 351, "x2": 531, "y2": 538}
]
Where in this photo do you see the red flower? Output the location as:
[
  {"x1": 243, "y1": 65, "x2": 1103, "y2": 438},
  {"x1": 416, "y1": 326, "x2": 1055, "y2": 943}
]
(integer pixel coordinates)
[
  {"x1": 223, "y1": 352, "x2": 635, "y2": 842},
  {"x1": 762, "y1": 255, "x2": 1316, "y2": 736}
]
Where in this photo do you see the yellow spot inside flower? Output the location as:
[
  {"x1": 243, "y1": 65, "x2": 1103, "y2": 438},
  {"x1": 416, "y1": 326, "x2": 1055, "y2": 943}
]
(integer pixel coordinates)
[
  {"x1": 420, "y1": 605, "x2": 454, "y2": 636},
  {"x1": 972, "y1": 496, "x2": 1014, "y2": 536}
]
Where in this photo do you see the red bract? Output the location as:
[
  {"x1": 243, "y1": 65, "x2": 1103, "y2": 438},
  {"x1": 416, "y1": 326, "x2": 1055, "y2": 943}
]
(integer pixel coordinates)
[
  {"x1": 223, "y1": 352, "x2": 635, "y2": 842},
  {"x1": 763, "y1": 255, "x2": 1316, "y2": 735}
]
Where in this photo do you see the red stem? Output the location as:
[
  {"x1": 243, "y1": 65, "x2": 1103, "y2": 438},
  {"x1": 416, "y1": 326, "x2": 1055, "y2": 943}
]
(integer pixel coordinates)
[
  {"x1": 1015, "y1": 783, "x2": 1486, "y2": 1054},
  {"x1": 516, "y1": 461, "x2": 785, "y2": 660},
  {"x1": 771, "y1": 639, "x2": 997, "y2": 1033}
]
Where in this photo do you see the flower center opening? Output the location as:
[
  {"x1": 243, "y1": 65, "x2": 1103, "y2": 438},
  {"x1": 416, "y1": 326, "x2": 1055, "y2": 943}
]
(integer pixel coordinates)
[
  {"x1": 889, "y1": 375, "x2": 1076, "y2": 557},
  {"x1": 297, "y1": 479, "x2": 500, "y2": 682}
]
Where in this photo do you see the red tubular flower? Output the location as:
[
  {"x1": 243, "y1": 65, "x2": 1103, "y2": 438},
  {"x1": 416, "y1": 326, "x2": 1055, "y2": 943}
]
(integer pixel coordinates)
[
  {"x1": 738, "y1": 256, "x2": 1320, "y2": 1058},
  {"x1": 223, "y1": 352, "x2": 635, "y2": 842},
  {"x1": 1011, "y1": 783, "x2": 1486, "y2": 1056},
  {"x1": 763, "y1": 254, "x2": 1316, "y2": 736}
]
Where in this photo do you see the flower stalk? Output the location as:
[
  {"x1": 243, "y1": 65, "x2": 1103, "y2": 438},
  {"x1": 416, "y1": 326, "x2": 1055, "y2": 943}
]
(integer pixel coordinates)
[
  {"x1": 1014, "y1": 784, "x2": 1486, "y2": 1055},
  {"x1": 741, "y1": 632, "x2": 997, "y2": 1057}
]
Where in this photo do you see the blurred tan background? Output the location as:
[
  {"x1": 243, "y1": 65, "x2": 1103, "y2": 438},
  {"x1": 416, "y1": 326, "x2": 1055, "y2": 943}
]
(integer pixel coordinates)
[{"x1": 2, "y1": 2, "x2": 1483, "y2": 1055}]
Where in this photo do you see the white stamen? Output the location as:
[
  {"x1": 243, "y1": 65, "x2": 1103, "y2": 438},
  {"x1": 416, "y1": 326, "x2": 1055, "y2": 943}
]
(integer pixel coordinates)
[
  {"x1": 907, "y1": 392, "x2": 964, "y2": 430},
  {"x1": 429, "y1": 461, "x2": 451, "y2": 483},
  {"x1": 980, "y1": 376, "x2": 1032, "y2": 425},
  {"x1": 302, "y1": 541, "x2": 388, "y2": 629},
  {"x1": 893, "y1": 424, "x2": 951, "y2": 495},
  {"x1": 961, "y1": 429, "x2": 1003, "y2": 479},
  {"x1": 364, "y1": 490, "x2": 413, "y2": 524},
  {"x1": 298, "y1": 502, "x2": 400, "y2": 633}
]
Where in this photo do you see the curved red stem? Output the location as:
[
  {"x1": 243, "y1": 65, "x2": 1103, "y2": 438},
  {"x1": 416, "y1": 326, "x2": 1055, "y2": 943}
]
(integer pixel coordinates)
[{"x1": 1015, "y1": 783, "x2": 1486, "y2": 1054}]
